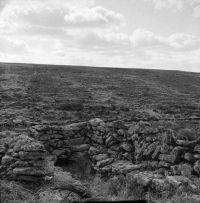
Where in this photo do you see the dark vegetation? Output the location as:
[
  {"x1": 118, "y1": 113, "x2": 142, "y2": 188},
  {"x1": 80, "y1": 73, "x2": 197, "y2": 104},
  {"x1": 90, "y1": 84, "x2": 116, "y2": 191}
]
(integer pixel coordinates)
[{"x1": 1, "y1": 62, "x2": 200, "y2": 202}]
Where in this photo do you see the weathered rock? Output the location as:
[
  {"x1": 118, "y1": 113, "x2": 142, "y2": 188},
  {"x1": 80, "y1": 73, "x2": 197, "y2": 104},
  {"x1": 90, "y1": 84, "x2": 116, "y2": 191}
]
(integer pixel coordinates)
[
  {"x1": 184, "y1": 152, "x2": 195, "y2": 162},
  {"x1": 96, "y1": 158, "x2": 114, "y2": 168},
  {"x1": 71, "y1": 144, "x2": 90, "y2": 152},
  {"x1": 194, "y1": 145, "x2": 200, "y2": 153},
  {"x1": 120, "y1": 143, "x2": 133, "y2": 152},
  {"x1": 88, "y1": 146, "x2": 100, "y2": 156},
  {"x1": 12, "y1": 167, "x2": 46, "y2": 176},
  {"x1": 143, "y1": 142, "x2": 157, "y2": 158},
  {"x1": 194, "y1": 160, "x2": 200, "y2": 175},
  {"x1": 165, "y1": 176, "x2": 191, "y2": 188},
  {"x1": 91, "y1": 135, "x2": 103, "y2": 144},
  {"x1": 19, "y1": 151, "x2": 47, "y2": 160},
  {"x1": 179, "y1": 163, "x2": 193, "y2": 177},
  {"x1": 157, "y1": 161, "x2": 170, "y2": 168},
  {"x1": 151, "y1": 146, "x2": 161, "y2": 160},
  {"x1": 67, "y1": 137, "x2": 85, "y2": 146},
  {"x1": 127, "y1": 171, "x2": 163, "y2": 187},
  {"x1": 170, "y1": 165, "x2": 181, "y2": 175},
  {"x1": 89, "y1": 118, "x2": 104, "y2": 127},
  {"x1": 1, "y1": 155, "x2": 14, "y2": 165},
  {"x1": 111, "y1": 160, "x2": 142, "y2": 174},
  {"x1": 105, "y1": 136, "x2": 116, "y2": 146},
  {"x1": 52, "y1": 171, "x2": 91, "y2": 198},
  {"x1": 93, "y1": 154, "x2": 108, "y2": 161}
]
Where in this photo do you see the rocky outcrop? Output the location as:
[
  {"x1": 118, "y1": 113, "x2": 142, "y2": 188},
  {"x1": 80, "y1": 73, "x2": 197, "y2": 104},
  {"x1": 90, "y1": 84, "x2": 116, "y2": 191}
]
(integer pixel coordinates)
[
  {"x1": 28, "y1": 118, "x2": 200, "y2": 178},
  {"x1": 0, "y1": 134, "x2": 49, "y2": 182}
]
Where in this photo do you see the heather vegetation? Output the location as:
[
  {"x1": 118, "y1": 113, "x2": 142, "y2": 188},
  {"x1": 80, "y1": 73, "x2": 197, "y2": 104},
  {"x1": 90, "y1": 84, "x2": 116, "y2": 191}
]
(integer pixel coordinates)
[{"x1": 1, "y1": 63, "x2": 200, "y2": 202}]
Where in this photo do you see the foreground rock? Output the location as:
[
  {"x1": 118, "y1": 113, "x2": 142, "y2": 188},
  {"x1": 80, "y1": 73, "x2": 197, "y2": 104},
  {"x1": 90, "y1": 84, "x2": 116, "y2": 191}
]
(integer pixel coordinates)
[{"x1": 0, "y1": 134, "x2": 49, "y2": 182}]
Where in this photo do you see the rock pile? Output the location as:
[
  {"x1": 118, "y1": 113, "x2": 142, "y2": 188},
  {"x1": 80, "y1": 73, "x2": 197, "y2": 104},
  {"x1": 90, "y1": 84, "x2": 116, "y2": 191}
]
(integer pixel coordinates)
[
  {"x1": 30, "y1": 122, "x2": 87, "y2": 161},
  {"x1": 129, "y1": 121, "x2": 200, "y2": 177},
  {"x1": 0, "y1": 134, "x2": 49, "y2": 182},
  {"x1": 29, "y1": 118, "x2": 200, "y2": 178}
]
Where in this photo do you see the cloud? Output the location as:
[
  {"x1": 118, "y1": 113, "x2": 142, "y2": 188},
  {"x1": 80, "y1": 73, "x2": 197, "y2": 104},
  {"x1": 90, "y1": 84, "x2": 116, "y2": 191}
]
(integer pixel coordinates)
[
  {"x1": 130, "y1": 29, "x2": 166, "y2": 48},
  {"x1": 0, "y1": 0, "x2": 124, "y2": 35},
  {"x1": 77, "y1": 29, "x2": 200, "y2": 52},
  {"x1": 148, "y1": 0, "x2": 184, "y2": 10},
  {"x1": 64, "y1": 6, "x2": 124, "y2": 28},
  {"x1": 0, "y1": 36, "x2": 28, "y2": 54},
  {"x1": 169, "y1": 33, "x2": 200, "y2": 50},
  {"x1": 148, "y1": 0, "x2": 200, "y2": 18}
]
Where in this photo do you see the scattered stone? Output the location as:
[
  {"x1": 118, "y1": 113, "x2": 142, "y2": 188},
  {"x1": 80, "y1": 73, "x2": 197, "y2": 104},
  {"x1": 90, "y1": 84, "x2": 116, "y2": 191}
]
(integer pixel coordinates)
[
  {"x1": 97, "y1": 158, "x2": 114, "y2": 168},
  {"x1": 111, "y1": 160, "x2": 142, "y2": 174},
  {"x1": 71, "y1": 144, "x2": 90, "y2": 152},
  {"x1": 88, "y1": 146, "x2": 100, "y2": 156},
  {"x1": 93, "y1": 154, "x2": 108, "y2": 161},
  {"x1": 120, "y1": 143, "x2": 133, "y2": 152}
]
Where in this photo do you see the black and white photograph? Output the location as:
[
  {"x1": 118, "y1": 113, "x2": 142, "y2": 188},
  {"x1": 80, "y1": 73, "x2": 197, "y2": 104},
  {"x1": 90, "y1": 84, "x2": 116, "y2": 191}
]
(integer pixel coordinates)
[{"x1": 0, "y1": 0, "x2": 200, "y2": 202}]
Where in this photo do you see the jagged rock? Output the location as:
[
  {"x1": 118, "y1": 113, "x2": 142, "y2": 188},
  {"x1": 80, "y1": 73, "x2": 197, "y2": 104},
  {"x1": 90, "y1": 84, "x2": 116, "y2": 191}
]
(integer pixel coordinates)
[
  {"x1": 176, "y1": 137, "x2": 200, "y2": 147},
  {"x1": 32, "y1": 125, "x2": 49, "y2": 132},
  {"x1": 39, "y1": 190, "x2": 64, "y2": 203},
  {"x1": 0, "y1": 145, "x2": 6, "y2": 154},
  {"x1": 143, "y1": 142, "x2": 157, "y2": 158},
  {"x1": 1, "y1": 155, "x2": 14, "y2": 165},
  {"x1": 88, "y1": 146, "x2": 100, "y2": 156},
  {"x1": 159, "y1": 146, "x2": 186, "y2": 164},
  {"x1": 194, "y1": 145, "x2": 200, "y2": 153},
  {"x1": 71, "y1": 144, "x2": 90, "y2": 152},
  {"x1": 19, "y1": 151, "x2": 47, "y2": 160},
  {"x1": 151, "y1": 146, "x2": 161, "y2": 160},
  {"x1": 67, "y1": 138, "x2": 85, "y2": 145},
  {"x1": 194, "y1": 154, "x2": 200, "y2": 159},
  {"x1": 111, "y1": 160, "x2": 142, "y2": 174},
  {"x1": 89, "y1": 118, "x2": 104, "y2": 127},
  {"x1": 12, "y1": 167, "x2": 46, "y2": 176},
  {"x1": 52, "y1": 171, "x2": 91, "y2": 198},
  {"x1": 128, "y1": 171, "x2": 163, "y2": 188},
  {"x1": 120, "y1": 143, "x2": 133, "y2": 152},
  {"x1": 165, "y1": 176, "x2": 191, "y2": 188},
  {"x1": 51, "y1": 134, "x2": 63, "y2": 139},
  {"x1": 171, "y1": 165, "x2": 181, "y2": 175},
  {"x1": 184, "y1": 152, "x2": 195, "y2": 162},
  {"x1": 93, "y1": 154, "x2": 108, "y2": 161},
  {"x1": 99, "y1": 165, "x2": 112, "y2": 173},
  {"x1": 39, "y1": 134, "x2": 50, "y2": 141},
  {"x1": 62, "y1": 122, "x2": 87, "y2": 132},
  {"x1": 96, "y1": 158, "x2": 114, "y2": 168},
  {"x1": 179, "y1": 163, "x2": 193, "y2": 177},
  {"x1": 194, "y1": 160, "x2": 200, "y2": 175},
  {"x1": 91, "y1": 135, "x2": 103, "y2": 144},
  {"x1": 158, "y1": 161, "x2": 170, "y2": 168},
  {"x1": 160, "y1": 144, "x2": 172, "y2": 154},
  {"x1": 118, "y1": 129, "x2": 126, "y2": 136},
  {"x1": 113, "y1": 133, "x2": 123, "y2": 142},
  {"x1": 105, "y1": 136, "x2": 116, "y2": 146}
]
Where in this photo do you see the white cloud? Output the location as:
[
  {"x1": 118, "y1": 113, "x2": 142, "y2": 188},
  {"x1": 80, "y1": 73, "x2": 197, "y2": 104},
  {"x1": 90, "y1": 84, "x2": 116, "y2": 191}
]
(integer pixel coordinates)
[
  {"x1": 148, "y1": 0, "x2": 200, "y2": 18},
  {"x1": 169, "y1": 33, "x2": 200, "y2": 50},
  {"x1": 0, "y1": 0, "x2": 124, "y2": 33},
  {"x1": 78, "y1": 29, "x2": 200, "y2": 51},
  {"x1": 64, "y1": 6, "x2": 124, "y2": 28},
  {"x1": 0, "y1": 36, "x2": 28, "y2": 54},
  {"x1": 149, "y1": 0, "x2": 184, "y2": 10},
  {"x1": 130, "y1": 29, "x2": 166, "y2": 48}
]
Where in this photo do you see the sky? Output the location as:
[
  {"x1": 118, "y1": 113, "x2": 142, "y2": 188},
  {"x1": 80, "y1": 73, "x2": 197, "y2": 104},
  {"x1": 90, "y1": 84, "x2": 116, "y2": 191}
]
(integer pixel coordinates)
[{"x1": 0, "y1": 0, "x2": 200, "y2": 72}]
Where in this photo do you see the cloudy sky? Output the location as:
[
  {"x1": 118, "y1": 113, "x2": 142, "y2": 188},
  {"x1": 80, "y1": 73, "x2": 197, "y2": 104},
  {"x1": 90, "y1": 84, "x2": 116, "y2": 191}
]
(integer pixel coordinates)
[{"x1": 0, "y1": 0, "x2": 200, "y2": 72}]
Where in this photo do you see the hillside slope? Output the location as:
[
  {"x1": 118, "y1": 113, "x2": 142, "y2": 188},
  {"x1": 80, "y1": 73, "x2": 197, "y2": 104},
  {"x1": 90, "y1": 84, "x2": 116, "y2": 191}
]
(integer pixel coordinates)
[{"x1": 0, "y1": 62, "x2": 200, "y2": 125}]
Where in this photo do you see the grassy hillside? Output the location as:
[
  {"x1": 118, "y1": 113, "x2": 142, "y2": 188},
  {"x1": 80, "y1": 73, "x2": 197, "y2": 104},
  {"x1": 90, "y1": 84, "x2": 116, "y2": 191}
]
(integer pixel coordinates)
[{"x1": 0, "y1": 62, "x2": 200, "y2": 126}]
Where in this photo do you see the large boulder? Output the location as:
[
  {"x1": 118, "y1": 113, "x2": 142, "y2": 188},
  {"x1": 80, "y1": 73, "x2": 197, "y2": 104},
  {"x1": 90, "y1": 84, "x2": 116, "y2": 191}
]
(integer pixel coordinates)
[
  {"x1": 111, "y1": 160, "x2": 142, "y2": 175},
  {"x1": 51, "y1": 171, "x2": 91, "y2": 198}
]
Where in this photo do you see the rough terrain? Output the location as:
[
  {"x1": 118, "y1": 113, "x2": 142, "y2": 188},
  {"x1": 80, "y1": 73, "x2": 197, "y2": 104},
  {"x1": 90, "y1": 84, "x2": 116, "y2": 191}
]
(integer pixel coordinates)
[{"x1": 1, "y1": 62, "x2": 200, "y2": 202}]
